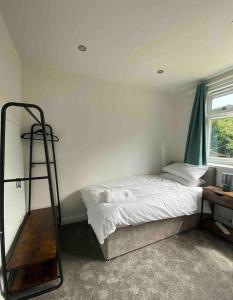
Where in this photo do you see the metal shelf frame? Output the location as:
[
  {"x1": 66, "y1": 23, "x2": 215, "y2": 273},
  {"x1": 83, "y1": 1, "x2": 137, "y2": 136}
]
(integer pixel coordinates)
[
  {"x1": 24, "y1": 123, "x2": 62, "y2": 225},
  {"x1": 0, "y1": 102, "x2": 63, "y2": 300}
]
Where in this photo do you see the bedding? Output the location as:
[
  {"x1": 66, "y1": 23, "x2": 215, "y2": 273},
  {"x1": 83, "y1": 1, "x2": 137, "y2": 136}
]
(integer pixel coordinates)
[
  {"x1": 103, "y1": 189, "x2": 137, "y2": 203},
  {"x1": 81, "y1": 175, "x2": 208, "y2": 244},
  {"x1": 161, "y1": 172, "x2": 205, "y2": 186},
  {"x1": 162, "y1": 162, "x2": 208, "y2": 181}
]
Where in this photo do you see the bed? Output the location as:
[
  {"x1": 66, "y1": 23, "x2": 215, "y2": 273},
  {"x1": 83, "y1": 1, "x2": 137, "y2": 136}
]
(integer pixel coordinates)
[{"x1": 81, "y1": 166, "x2": 216, "y2": 260}]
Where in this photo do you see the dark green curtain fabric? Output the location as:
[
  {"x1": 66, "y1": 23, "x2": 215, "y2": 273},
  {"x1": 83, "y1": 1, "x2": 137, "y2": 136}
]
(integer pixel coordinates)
[{"x1": 184, "y1": 83, "x2": 208, "y2": 165}]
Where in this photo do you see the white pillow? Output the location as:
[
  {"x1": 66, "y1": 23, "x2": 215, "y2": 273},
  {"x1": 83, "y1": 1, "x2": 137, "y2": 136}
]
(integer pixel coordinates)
[
  {"x1": 162, "y1": 162, "x2": 208, "y2": 181},
  {"x1": 161, "y1": 173, "x2": 205, "y2": 187}
]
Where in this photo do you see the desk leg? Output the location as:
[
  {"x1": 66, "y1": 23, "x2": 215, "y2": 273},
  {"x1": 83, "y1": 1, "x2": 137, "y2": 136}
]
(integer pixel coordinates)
[
  {"x1": 200, "y1": 197, "x2": 204, "y2": 227},
  {"x1": 212, "y1": 203, "x2": 215, "y2": 221}
]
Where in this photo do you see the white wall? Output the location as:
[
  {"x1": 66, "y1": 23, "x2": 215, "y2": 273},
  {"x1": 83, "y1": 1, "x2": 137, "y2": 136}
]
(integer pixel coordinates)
[
  {"x1": 0, "y1": 12, "x2": 25, "y2": 257},
  {"x1": 22, "y1": 64, "x2": 173, "y2": 223},
  {"x1": 164, "y1": 91, "x2": 192, "y2": 163}
]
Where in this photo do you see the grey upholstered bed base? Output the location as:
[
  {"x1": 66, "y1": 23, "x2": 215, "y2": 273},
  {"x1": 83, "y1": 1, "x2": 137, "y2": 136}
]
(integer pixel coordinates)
[
  {"x1": 100, "y1": 214, "x2": 201, "y2": 260},
  {"x1": 99, "y1": 167, "x2": 216, "y2": 260}
]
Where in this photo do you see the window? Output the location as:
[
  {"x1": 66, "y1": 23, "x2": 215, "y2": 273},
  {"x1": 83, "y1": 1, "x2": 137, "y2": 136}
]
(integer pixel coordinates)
[{"x1": 207, "y1": 89, "x2": 233, "y2": 165}]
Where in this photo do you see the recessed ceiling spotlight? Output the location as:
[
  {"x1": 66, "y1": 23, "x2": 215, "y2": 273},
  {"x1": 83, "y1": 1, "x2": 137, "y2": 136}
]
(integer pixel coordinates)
[
  {"x1": 157, "y1": 69, "x2": 164, "y2": 74},
  {"x1": 78, "y1": 45, "x2": 87, "y2": 52}
]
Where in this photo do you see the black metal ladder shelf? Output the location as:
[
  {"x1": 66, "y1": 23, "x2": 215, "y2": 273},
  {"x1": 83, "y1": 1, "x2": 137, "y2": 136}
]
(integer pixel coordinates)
[
  {"x1": 0, "y1": 102, "x2": 63, "y2": 300},
  {"x1": 21, "y1": 123, "x2": 62, "y2": 225}
]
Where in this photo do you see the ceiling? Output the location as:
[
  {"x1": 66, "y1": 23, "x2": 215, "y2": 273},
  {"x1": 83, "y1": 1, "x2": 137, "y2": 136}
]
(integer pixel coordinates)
[{"x1": 0, "y1": 0, "x2": 233, "y2": 92}]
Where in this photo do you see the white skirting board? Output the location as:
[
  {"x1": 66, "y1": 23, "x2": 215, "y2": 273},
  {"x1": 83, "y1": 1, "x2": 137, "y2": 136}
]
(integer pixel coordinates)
[{"x1": 61, "y1": 213, "x2": 87, "y2": 225}]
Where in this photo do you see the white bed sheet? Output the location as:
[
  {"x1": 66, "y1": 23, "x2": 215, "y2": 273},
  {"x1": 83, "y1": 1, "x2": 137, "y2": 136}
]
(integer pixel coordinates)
[{"x1": 81, "y1": 175, "x2": 205, "y2": 244}]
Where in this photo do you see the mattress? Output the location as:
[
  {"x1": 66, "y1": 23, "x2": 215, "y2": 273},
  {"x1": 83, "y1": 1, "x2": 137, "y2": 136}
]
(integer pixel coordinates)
[{"x1": 81, "y1": 175, "x2": 208, "y2": 244}]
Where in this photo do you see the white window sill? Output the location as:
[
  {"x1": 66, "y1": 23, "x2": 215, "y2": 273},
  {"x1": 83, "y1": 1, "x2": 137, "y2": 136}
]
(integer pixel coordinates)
[{"x1": 208, "y1": 163, "x2": 233, "y2": 170}]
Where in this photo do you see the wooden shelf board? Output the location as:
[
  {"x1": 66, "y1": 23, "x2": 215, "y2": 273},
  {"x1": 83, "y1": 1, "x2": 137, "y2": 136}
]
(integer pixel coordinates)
[
  {"x1": 203, "y1": 219, "x2": 233, "y2": 242},
  {"x1": 7, "y1": 208, "x2": 57, "y2": 271},
  {"x1": 203, "y1": 187, "x2": 233, "y2": 210},
  {"x1": 8, "y1": 259, "x2": 58, "y2": 294},
  {"x1": 204, "y1": 186, "x2": 233, "y2": 198}
]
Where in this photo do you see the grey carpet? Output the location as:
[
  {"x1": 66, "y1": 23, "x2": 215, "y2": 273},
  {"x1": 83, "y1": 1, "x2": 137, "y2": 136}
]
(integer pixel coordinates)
[{"x1": 37, "y1": 222, "x2": 233, "y2": 300}]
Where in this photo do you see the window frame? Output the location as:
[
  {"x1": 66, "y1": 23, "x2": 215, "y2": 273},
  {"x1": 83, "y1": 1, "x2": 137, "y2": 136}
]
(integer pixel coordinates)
[{"x1": 206, "y1": 87, "x2": 233, "y2": 166}]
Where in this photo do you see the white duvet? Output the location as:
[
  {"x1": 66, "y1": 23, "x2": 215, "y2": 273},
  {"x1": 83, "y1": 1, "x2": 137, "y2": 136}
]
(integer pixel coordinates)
[{"x1": 81, "y1": 175, "x2": 204, "y2": 244}]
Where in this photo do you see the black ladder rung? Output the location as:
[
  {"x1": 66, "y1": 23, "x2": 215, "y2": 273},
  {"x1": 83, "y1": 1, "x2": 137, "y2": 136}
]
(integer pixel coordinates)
[
  {"x1": 4, "y1": 176, "x2": 49, "y2": 183},
  {"x1": 32, "y1": 162, "x2": 54, "y2": 165}
]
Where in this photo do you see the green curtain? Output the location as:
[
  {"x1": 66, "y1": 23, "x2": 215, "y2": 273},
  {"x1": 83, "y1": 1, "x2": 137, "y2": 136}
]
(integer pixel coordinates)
[{"x1": 184, "y1": 83, "x2": 208, "y2": 165}]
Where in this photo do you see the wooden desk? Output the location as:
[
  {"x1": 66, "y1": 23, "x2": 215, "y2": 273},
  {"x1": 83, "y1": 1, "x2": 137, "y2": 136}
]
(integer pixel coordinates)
[{"x1": 201, "y1": 186, "x2": 233, "y2": 242}]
